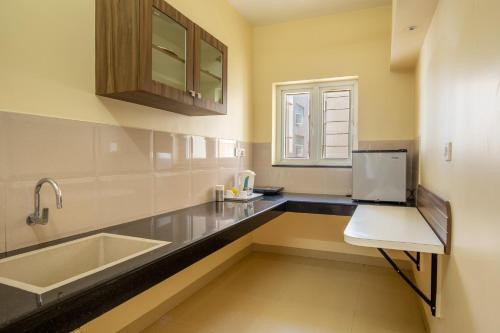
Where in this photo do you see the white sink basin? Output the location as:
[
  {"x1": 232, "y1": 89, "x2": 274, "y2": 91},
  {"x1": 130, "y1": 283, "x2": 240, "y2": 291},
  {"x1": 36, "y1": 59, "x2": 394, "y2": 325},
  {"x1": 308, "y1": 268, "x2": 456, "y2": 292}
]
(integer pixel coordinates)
[{"x1": 0, "y1": 233, "x2": 169, "y2": 294}]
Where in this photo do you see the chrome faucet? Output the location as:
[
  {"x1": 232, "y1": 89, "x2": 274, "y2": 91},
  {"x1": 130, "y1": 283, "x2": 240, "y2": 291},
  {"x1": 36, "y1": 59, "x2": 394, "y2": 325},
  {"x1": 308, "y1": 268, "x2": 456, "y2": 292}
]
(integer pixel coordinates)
[{"x1": 26, "y1": 178, "x2": 63, "y2": 225}]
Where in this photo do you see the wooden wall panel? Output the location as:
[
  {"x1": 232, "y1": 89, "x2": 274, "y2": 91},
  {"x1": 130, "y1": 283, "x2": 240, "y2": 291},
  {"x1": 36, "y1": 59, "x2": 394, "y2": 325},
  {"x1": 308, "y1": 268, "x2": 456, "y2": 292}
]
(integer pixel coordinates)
[{"x1": 417, "y1": 185, "x2": 452, "y2": 254}]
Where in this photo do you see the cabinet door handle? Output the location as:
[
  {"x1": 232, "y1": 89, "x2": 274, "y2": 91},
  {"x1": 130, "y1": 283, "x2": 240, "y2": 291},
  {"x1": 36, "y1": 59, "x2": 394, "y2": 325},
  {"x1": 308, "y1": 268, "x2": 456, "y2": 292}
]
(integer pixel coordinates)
[
  {"x1": 188, "y1": 90, "x2": 196, "y2": 97},
  {"x1": 196, "y1": 92, "x2": 202, "y2": 99}
]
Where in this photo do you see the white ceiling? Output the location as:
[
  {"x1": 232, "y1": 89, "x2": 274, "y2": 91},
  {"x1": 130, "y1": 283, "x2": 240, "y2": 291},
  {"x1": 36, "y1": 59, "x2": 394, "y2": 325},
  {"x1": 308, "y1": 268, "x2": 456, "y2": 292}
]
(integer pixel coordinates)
[
  {"x1": 228, "y1": 0, "x2": 391, "y2": 26},
  {"x1": 390, "y1": 0, "x2": 438, "y2": 70}
]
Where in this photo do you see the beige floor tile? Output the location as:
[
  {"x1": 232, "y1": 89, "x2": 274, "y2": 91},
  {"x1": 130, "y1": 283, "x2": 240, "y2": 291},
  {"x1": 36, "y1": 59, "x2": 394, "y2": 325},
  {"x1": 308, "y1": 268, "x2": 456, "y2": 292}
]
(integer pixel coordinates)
[
  {"x1": 142, "y1": 253, "x2": 426, "y2": 333},
  {"x1": 250, "y1": 299, "x2": 354, "y2": 333},
  {"x1": 171, "y1": 291, "x2": 262, "y2": 332},
  {"x1": 358, "y1": 264, "x2": 410, "y2": 294},
  {"x1": 351, "y1": 312, "x2": 426, "y2": 333},
  {"x1": 354, "y1": 285, "x2": 423, "y2": 324}
]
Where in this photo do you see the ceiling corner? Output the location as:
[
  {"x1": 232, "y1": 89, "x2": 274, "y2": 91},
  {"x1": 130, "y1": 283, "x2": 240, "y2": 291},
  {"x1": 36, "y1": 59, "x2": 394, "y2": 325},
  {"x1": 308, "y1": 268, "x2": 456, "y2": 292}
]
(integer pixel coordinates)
[{"x1": 390, "y1": 0, "x2": 438, "y2": 71}]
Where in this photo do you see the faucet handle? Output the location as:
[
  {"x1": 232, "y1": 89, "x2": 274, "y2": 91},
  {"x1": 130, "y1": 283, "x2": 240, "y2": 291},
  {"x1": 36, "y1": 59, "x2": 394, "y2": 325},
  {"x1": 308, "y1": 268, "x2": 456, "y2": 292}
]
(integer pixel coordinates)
[
  {"x1": 26, "y1": 214, "x2": 35, "y2": 225},
  {"x1": 26, "y1": 208, "x2": 49, "y2": 225}
]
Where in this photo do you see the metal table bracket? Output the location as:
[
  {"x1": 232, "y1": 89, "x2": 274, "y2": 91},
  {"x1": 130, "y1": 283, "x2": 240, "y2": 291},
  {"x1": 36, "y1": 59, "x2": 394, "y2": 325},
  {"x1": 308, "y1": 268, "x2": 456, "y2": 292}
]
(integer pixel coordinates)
[
  {"x1": 404, "y1": 251, "x2": 421, "y2": 271},
  {"x1": 378, "y1": 248, "x2": 437, "y2": 316}
]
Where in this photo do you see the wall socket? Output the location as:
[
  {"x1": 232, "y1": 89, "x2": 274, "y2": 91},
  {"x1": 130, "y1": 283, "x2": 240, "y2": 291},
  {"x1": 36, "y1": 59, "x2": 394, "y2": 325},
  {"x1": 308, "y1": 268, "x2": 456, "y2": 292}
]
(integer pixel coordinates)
[
  {"x1": 444, "y1": 142, "x2": 452, "y2": 161},
  {"x1": 235, "y1": 147, "x2": 246, "y2": 158}
]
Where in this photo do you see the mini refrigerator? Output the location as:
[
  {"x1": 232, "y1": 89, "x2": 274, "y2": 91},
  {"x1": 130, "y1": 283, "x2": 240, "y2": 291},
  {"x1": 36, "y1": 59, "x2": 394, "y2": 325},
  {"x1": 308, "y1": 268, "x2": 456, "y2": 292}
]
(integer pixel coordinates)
[{"x1": 352, "y1": 150, "x2": 407, "y2": 203}]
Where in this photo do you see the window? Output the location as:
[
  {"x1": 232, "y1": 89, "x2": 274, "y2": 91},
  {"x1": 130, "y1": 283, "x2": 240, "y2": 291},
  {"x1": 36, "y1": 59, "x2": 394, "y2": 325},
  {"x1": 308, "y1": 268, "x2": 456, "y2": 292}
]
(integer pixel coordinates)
[
  {"x1": 273, "y1": 78, "x2": 358, "y2": 167},
  {"x1": 283, "y1": 92, "x2": 310, "y2": 159}
]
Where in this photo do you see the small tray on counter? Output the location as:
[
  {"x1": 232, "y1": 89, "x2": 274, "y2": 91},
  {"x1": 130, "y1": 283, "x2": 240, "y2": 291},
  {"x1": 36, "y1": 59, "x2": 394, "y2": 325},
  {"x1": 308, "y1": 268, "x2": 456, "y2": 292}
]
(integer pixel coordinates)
[
  {"x1": 224, "y1": 193, "x2": 263, "y2": 202},
  {"x1": 253, "y1": 186, "x2": 284, "y2": 195}
]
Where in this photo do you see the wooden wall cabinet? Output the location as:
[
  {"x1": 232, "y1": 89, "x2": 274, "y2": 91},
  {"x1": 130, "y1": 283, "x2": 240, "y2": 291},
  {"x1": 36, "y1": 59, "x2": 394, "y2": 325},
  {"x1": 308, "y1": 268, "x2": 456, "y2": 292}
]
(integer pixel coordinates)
[{"x1": 96, "y1": 0, "x2": 228, "y2": 116}]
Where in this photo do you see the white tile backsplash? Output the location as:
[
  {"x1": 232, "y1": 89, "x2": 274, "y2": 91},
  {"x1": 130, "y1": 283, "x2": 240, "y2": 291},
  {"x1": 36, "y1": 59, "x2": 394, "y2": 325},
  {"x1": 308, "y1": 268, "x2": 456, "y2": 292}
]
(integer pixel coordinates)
[
  {"x1": 279, "y1": 167, "x2": 324, "y2": 194},
  {"x1": 0, "y1": 111, "x2": 417, "y2": 253},
  {"x1": 218, "y1": 168, "x2": 239, "y2": 188},
  {"x1": 154, "y1": 171, "x2": 191, "y2": 214},
  {"x1": 191, "y1": 170, "x2": 218, "y2": 205},
  {"x1": 0, "y1": 111, "x2": 253, "y2": 252},
  {"x1": 252, "y1": 141, "x2": 417, "y2": 195},
  {"x1": 5, "y1": 178, "x2": 100, "y2": 250},
  {"x1": 0, "y1": 113, "x2": 7, "y2": 183},
  {"x1": 191, "y1": 136, "x2": 217, "y2": 170},
  {"x1": 0, "y1": 181, "x2": 5, "y2": 253},
  {"x1": 97, "y1": 174, "x2": 154, "y2": 228},
  {"x1": 97, "y1": 125, "x2": 153, "y2": 176},
  {"x1": 154, "y1": 132, "x2": 191, "y2": 172},
  {"x1": 322, "y1": 167, "x2": 353, "y2": 195},
  {"x1": 4, "y1": 113, "x2": 96, "y2": 180}
]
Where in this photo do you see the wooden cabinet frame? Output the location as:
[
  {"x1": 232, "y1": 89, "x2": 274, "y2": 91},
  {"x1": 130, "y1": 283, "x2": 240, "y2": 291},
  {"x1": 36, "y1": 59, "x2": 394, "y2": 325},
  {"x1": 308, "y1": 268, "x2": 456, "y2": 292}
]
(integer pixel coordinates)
[{"x1": 96, "y1": 0, "x2": 228, "y2": 116}]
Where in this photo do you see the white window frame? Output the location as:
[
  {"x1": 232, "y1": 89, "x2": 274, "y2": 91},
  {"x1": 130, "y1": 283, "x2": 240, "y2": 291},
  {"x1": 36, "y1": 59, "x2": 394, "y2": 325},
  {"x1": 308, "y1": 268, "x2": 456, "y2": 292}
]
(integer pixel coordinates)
[{"x1": 273, "y1": 77, "x2": 358, "y2": 167}]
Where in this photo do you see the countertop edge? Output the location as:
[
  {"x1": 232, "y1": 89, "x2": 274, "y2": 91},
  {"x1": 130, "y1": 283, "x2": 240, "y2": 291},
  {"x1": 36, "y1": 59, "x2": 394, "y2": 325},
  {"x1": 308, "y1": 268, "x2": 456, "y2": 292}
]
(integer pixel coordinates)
[
  {"x1": 0, "y1": 201, "x2": 289, "y2": 333},
  {"x1": 0, "y1": 193, "x2": 363, "y2": 332}
]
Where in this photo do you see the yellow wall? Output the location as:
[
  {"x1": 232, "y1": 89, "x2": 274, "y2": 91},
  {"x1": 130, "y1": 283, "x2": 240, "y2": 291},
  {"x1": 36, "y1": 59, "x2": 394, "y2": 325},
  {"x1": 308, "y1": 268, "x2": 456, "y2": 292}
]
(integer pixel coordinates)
[
  {"x1": 253, "y1": 212, "x2": 408, "y2": 261},
  {"x1": 252, "y1": 6, "x2": 415, "y2": 143},
  {"x1": 253, "y1": 213, "x2": 370, "y2": 255},
  {"x1": 0, "y1": 0, "x2": 253, "y2": 141},
  {"x1": 414, "y1": 0, "x2": 500, "y2": 331}
]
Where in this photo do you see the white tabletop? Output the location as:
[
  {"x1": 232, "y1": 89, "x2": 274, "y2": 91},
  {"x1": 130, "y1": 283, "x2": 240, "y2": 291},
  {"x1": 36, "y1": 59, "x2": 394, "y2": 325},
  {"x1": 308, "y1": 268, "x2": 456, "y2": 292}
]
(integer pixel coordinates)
[{"x1": 344, "y1": 205, "x2": 444, "y2": 254}]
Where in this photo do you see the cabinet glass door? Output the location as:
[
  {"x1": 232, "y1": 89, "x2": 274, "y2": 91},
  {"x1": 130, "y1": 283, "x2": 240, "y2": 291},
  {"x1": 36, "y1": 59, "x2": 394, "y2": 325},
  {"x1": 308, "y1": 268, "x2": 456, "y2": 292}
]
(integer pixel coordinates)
[
  {"x1": 199, "y1": 40, "x2": 223, "y2": 103},
  {"x1": 151, "y1": 8, "x2": 187, "y2": 91}
]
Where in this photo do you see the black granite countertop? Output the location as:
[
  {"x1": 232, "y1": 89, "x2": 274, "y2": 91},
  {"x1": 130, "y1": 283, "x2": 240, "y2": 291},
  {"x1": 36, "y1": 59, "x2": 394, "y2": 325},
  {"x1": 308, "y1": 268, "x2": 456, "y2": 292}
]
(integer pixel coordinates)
[{"x1": 0, "y1": 193, "x2": 361, "y2": 332}]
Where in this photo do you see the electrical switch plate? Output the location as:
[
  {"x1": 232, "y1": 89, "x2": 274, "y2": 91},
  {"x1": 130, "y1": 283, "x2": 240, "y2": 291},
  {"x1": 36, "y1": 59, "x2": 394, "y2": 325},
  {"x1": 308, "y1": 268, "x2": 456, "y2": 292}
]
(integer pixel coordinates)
[
  {"x1": 235, "y1": 147, "x2": 246, "y2": 158},
  {"x1": 444, "y1": 142, "x2": 452, "y2": 161}
]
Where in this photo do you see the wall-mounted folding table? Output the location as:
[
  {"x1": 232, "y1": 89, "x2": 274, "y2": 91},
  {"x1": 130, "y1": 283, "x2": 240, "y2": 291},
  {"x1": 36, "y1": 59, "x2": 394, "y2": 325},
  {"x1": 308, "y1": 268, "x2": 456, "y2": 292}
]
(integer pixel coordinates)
[{"x1": 344, "y1": 185, "x2": 451, "y2": 316}]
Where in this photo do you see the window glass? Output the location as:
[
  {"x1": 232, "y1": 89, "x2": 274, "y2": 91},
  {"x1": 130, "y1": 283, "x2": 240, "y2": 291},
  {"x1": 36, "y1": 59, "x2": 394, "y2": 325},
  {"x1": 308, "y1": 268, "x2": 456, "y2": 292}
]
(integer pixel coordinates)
[
  {"x1": 283, "y1": 93, "x2": 310, "y2": 159},
  {"x1": 199, "y1": 40, "x2": 223, "y2": 103},
  {"x1": 152, "y1": 8, "x2": 187, "y2": 91},
  {"x1": 323, "y1": 90, "x2": 351, "y2": 159}
]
